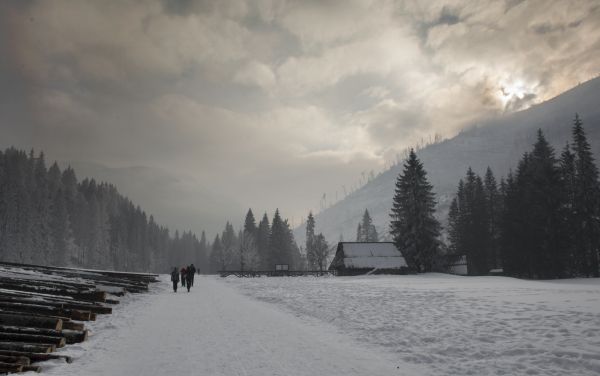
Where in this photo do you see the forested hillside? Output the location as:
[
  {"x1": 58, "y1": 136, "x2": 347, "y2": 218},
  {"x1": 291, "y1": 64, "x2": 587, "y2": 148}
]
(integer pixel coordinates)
[
  {"x1": 0, "y1": 148, "x2": 208, "y2": 272},
  {"x1": 296, "y1": 77, "x2": 600, "y2": 245}
]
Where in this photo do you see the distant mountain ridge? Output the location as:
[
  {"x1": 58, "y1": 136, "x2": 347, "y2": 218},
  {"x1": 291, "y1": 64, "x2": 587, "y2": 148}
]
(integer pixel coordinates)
[{"x1": 295, "y1": 77, "x2": 600, "y2": 245}]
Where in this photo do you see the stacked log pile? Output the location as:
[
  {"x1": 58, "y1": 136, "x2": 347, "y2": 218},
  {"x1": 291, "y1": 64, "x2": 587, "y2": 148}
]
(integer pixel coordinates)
[{"x1": 0, "y1": 262, "x2": 158, "y2": 374}]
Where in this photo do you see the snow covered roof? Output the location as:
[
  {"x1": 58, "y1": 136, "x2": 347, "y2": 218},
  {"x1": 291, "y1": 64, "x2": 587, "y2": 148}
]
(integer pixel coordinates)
[{"x1": 330, "y1": 242, "x2": 407, "y2": 270}]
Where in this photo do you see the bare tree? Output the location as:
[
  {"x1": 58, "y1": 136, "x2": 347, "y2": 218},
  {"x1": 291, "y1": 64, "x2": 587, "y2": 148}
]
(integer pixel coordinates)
[{"x1": 313, "y1": 233, "x2": 331, "y2": 272}]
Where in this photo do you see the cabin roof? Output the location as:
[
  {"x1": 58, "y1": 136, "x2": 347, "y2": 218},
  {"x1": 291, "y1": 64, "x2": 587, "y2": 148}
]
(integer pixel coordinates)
[{"x1": 330, "y1": 242, "x2": 407, "y2": 270}]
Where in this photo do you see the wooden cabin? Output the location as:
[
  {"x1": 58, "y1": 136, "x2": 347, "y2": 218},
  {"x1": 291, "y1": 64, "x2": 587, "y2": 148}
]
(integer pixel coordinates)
[{"x1": 328, "y1": 242, "x2": 409, "y2": 276}]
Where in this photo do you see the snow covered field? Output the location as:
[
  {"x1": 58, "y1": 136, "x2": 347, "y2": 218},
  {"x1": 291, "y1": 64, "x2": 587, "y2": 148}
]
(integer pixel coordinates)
[
  {"x1": 224, "y1": 274, "x2": 600, "y2": 376},
  {"x1": 41, "y1": 275, "x2": 412, "y2": 376},
  {"x1": 38, "y1": 274, "x2": 600, "y2": 376}
]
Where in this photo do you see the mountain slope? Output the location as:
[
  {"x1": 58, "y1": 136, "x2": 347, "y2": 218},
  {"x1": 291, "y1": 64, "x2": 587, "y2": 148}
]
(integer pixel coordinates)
[{"x1": 296, "y1": 77, "x2": 600, "y2": 245}]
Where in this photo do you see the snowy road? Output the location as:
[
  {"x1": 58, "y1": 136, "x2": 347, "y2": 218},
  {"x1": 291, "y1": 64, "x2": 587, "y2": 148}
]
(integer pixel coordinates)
[{"x1": 43, "y1": 276, "x2": 411, "y2": 376}]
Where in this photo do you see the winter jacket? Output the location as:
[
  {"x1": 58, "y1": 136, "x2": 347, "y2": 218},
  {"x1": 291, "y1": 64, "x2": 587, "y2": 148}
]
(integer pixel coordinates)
[{"x1": 171, "y1": 270, "x2": 179, "y2": 282}]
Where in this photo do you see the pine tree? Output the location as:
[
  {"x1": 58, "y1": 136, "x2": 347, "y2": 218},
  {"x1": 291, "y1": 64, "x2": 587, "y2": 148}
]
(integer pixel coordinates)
[
  {"x1": 244, "y1": 209, "x2": 257, "y2": 237},
  {"x1": 198, "y1": 231, "x2": 208, "y2": 273},
  {"x1": 530, "y1": 129, "x2": 566, "y2": 278},
  {"x1": 484, "y1": 167, "x2": 500, "y2": 269},
  {"x1": 447, "y1": 196, "x2": 460, "y2": 255},
  {"x1": 256, "y1": 213, "x2": 270, "y2": 269},
  {"x1": 357, "y1": 209, "x2": 378, "y2": 242},
  {"x1": 500, "y1": 170, "x2": 523, "y2": 276},
  {"x1": 221, "y1": 222, "x2": 237, "y2": 270},
  {"x1": 389, "y1": 149, "x2": 441, "y2": 272},
  {"x1": 209, "y1": 234, "x2": 222, "y2": 272},
  {"x1": 448, "y1": 169, "x2": 489, "y2": 275},
  {"x1": 501, "y1": 131, "x2": 566, "y2": 278},
  {"x1": 305, "y1": 212, "x2": 316, "y2": 269},
  {"x1": 559, "y1": 143, "x2": 577, "y2": 275},
  {"x1": 571, "y1": 115, "x2": 600, "y2": 277},
  {"x1": 268, "y1": 209, "x2": 286, "y2": 268}
]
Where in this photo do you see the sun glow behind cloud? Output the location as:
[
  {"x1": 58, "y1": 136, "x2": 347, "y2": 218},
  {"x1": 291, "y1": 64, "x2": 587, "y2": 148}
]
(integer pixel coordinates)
[{"x1": 1, "y1": 0, "x2": 599, "y2": 232}]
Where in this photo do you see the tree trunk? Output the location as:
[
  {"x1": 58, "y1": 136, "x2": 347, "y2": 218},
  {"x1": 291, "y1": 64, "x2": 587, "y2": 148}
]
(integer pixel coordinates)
[
  {"x1": 0, "y1": 282, "x2": 106, "y2": 302},
  {"x1": 0, "y1": 333, "x2": 66, "y2": 348},
  {"x1": 0, "y1": 296, "x2": 112, "y2": 314},
  {"x1": 0, "y1": 350, "x2": 72, "y2": 363},
  {"x1": 0, "y1": 314, "x2": 62, "y2": 331},
  {"x1": 22, "y1": 364, "x2": 42, "y2": 373},
  {"x1": 0, "y1": 361, "x2": 23, "y2": 373},
  {"x1": 0, "y1": 326, "x2": 88, "y2": 344},
  {"x1": 61, "y1": 321, "x2": 85, "y2": 331},
  {"x1": 0, "y1": 355, "x2": 29, "y2": 365},
  {"x1": 0, "y1": 302, "x2": 92, "y2": 321},
  {"x1": 0, "y1": 342, "x2": 55, "y2": 354}
]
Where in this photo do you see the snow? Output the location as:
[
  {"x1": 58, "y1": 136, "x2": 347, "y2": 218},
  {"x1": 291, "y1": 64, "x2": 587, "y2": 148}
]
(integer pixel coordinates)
[
  {"x1": 334, "y1": 242, "x2": 407, "y2": 269},
  {"x1": 42, "y1": 275, "x2": 412, "y2": 376},
  {"x1": 224, "y1": 274, "x2": 600, "y2": 376},
  {"x1": 39, "y1": 273, "x2": 600, "y2": 376},
  {"x1": 341, "y1": 242, "x2": 401, "y2": 257}
]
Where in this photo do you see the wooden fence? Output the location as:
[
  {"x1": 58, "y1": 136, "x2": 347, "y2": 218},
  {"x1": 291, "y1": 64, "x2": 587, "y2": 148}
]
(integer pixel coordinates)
[{"x1": 219, "y1": 270, "x2": 336, "y2": 277}]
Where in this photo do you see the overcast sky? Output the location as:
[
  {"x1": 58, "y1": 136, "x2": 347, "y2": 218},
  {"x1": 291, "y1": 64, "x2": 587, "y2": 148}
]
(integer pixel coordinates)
[{"x1": 1, "y1": 0, "x2": 599, "y2": 236}]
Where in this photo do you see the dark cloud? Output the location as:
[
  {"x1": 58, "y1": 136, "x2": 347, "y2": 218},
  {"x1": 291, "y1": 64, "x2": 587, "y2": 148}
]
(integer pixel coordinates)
[{"x1": 0, "y1": 0, "x2": 599, "y2": 237}]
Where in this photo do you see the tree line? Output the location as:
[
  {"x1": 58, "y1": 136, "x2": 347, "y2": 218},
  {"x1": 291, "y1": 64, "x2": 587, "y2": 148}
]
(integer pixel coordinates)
[
  {"x1": 0, "y1": 148, "x2": 209, "y2": 273},
  {"x1": 207, "y1": 209, "x2": 304, "y2": 272},
  {"x1": 389, "y1": 115, "x2": 600, "y2": 278}
]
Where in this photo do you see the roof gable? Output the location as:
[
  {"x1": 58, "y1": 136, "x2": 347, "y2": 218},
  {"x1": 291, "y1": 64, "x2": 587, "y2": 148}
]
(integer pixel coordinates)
[
  {"x1": 340, "y1": 242, "x2": 402, "y2": 258},
  {"x1": 332, "y1": 242, "x2": 407, "y2": 270}
]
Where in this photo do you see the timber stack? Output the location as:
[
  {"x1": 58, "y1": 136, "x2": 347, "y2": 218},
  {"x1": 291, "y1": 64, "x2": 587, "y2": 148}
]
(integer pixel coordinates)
[{"x1": 0, "y1": 261, "x2": 158, "y2": 374}]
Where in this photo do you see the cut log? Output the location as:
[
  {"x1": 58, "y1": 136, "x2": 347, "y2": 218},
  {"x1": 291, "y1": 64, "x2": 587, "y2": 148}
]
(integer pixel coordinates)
[
  {"x1": 0, "y1": 343, "x2": 54, "y2": 354},
  {"x1": 22, "y1": 364, "x2": 42, "y2": 372},
  {"x1": 0, "y1": 355, "x2": 29, "y2": 365},
  {"x1": 0, "y1": 309, "x2": 71, "y2": 323},
  {"x1": 105, "y1": 298, "x2": 119, "y2": 305},
  {"x1": 0, "y1": 276, "x2": 96, "y2": 291},
  {"x1": 0, "y1": 326, "x2": 88, "y2": 344},
  {"x1": 0, "y1": 314, "x2": 62, "y2": 331},
  {"x1": 62, "y1": 329, "x2": 88, "y2": 344},
  {"x1": 0, "y1": 261, "x2": 158, "y2": 284},
  {"x1": 0, "y1": 294, "x2": 113, "y2": 314},
  {"x1": 0, "y1": 302, "x2": 92, "y2": 321},
  {"x1": 61, "y1": 321, "x2": 84, "y2": 331},
  {"x1": 0, "y1": 361, "x2": 23, "y2": 373},
  {"x1": 0, "y1": 333, "x2": 66, "y2": 348},
  {"x1": 0, "y1": 282, "x2": 106, "y2": 302},
  {"x1": 0, "y1": 350, "x2": 72, "y2": 363}
]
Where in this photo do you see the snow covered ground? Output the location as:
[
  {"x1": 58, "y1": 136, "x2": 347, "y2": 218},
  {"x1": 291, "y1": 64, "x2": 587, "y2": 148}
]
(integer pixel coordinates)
[
  {"x1": 41, "y1": 275, "x2": 413, "y2": 376},
  {"x1": 38, "y1": 274, "x2": 600, "y2": 376},
  {"x1": 224, "y1": 274, "x2": 600, "y2": 376}
]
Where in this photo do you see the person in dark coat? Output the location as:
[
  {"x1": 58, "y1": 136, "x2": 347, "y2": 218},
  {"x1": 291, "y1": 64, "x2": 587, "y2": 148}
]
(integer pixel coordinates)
[
  {"x1": 180, "y1": 267, "x2": 187, "y2": 288},
  {"x1": 170, "y1": 267, "x2": 179, "y2": 292},
  {"x1": 186, "y1": 267, "x2": 193, "y2": 292},
  {"x1": 188, "y1": 264, "x2": 196, "y2": 286}
]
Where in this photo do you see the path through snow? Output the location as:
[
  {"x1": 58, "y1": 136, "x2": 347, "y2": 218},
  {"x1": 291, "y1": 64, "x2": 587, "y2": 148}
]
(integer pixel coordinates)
[{"x1": 43, "y1": 276, "x2": 413, "y2": 376}]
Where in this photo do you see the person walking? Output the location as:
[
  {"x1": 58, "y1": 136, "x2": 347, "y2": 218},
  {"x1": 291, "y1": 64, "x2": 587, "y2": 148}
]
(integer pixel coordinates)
[
  {"x1": 180, "y1": 266, "x2": 187, "y2": 288},
  {"x1": 186, "y1": 267, "x2": 193, "y2": 292},
  {"x1": 170, "y1": 267, "x2": 179, "y2": 292},
  {"x1": 188, "y1": 264, "x2": 196, "y2": 286}
]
